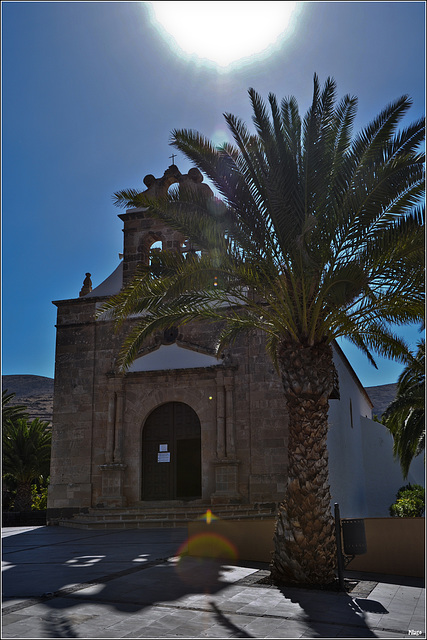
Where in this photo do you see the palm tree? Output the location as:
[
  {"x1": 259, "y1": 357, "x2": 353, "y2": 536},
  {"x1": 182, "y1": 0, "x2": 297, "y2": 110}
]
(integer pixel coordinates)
[
  {"x1": 383, "y1": 340, "x2": 425, "y2": 478},
  {"x1": 2, "y1": 416, "x2": 52, "y2": 512},
  {"x1": 2, "y1": 390, "x2": 30, "y2": 509},
  {"x1": 2, "y1": 390, "x2": 29, "y2": 427},
  {"x1": 101, "y1": 75, "x2": 425, "y2": 585}
]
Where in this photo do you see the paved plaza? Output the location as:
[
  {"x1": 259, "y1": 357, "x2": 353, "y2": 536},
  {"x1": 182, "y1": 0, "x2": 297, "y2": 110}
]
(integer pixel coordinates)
[{"x1": 2, "y1": 525, "x2": 425, "y2": 638}]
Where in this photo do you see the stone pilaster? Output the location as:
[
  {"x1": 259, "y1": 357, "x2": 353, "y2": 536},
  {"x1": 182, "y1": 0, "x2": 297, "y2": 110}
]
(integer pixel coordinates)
[
  {"x1": 105, "y1": 387, "x2": 115, "y2": 463},
  {"x1": 215, "y1": 371, "x2": 226, "y2": 458},
  {"x1": 100, "y1": 376, "x2": 126, "y2": 506},
  {"x1": 113, "y1": 390, "x2": 124, "y2": 462},
  {"x1": 224, "y1": 376, "x2": 236, "y2": 458},
  {"x1": 213, "y1": 369, "x2": 240, "y2": 503}
]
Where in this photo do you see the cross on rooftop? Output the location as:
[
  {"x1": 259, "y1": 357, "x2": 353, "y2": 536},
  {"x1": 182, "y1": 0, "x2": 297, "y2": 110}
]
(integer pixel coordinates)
[{"x1": 169, "y1": 153, "x2": 177, "y2": 165}]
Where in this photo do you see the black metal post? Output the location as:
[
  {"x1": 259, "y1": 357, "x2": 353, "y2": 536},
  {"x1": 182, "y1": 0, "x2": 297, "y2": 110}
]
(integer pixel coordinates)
[{"x1": 334, "y1": 503, "x2": 345, "y2": 591}]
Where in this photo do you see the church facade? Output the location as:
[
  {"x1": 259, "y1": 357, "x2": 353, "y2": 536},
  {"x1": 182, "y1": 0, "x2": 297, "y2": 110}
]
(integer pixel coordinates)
[{"x1": 47, "y1": 165, "x2": 422, "y2": 525}]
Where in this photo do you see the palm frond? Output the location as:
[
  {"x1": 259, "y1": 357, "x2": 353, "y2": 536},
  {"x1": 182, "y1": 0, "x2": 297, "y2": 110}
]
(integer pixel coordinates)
[{"x1": 109, "y1": 74, "x2": 424, "y2": 377}]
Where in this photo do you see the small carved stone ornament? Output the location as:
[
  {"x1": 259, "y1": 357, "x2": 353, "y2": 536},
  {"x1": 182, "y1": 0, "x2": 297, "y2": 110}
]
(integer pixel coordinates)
[{"x1": 79, "y1": 272, "x2": 92, "y2": 297}]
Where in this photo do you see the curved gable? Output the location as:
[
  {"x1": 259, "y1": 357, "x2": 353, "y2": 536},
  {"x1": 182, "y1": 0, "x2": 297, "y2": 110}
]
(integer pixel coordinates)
[{"x1": 128, "y1": 343, "x2": 222, "y2": 372}]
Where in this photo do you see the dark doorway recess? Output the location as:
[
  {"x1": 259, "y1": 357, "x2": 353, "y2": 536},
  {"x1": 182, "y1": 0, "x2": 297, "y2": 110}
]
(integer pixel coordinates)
[{"x1": 142, "y1": 402, "x2": 202, "y2": 500}]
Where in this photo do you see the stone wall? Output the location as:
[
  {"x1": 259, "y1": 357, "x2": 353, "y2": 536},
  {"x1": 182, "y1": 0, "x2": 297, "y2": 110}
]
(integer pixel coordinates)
[
  {"x1": 48, "y1": 298, "x2": 98, "y2": 515},
  {"x1": 48, "y1": 296, "x2": 289, "y2": 514}
]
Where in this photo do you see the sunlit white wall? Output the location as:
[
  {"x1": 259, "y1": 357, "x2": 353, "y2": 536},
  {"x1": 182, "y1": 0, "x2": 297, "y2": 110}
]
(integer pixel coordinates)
[{"x1": 328, "y1": 347, "x2": 424, "y2": 518}]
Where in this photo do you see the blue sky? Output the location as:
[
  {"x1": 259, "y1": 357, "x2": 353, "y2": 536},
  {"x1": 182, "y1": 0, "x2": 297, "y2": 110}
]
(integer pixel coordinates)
[{"x1": 1, "y1": 1, "x2": 425, "y2": 387}]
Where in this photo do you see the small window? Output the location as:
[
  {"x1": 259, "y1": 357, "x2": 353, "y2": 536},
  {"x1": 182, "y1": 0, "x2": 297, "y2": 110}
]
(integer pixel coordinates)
[
  {"x1": 149, "y1": 240, "x2": 163, "y2": 273},
  {"x1": 149, "y1": 240, "x2": 162, "y2": 262}
]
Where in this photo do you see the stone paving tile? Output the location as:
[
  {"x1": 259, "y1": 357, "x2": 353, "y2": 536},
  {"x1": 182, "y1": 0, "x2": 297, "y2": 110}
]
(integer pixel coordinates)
[
  {"x1": 2, "y1": 621, "x2": 34, "y2": 639},
  {"x1": 175, "y1": 614, "x2": 234, "y2": 636},
  {"x1": 414, "y1": 608, "x2": 426, "y2": 620},
  {"x1": 251, "y1": 594, "x2": 287, "y2": 606},
  {"x1": 380, "y1": 632, "x2": 418, "y2": 639},
  {"x1": 300, "y1": 621, "x2": 355, "y2": 638},
  {"x1": 198, "y1": 625, "x2": 242, "y2": 638},
  {"x1": 390, "y1": 594, "x2": 421, "y2": 608},
  {"x1": 2, "y1": 611, "x2": 34, "y2": 627},
  {"x1": 172, "y1": 625, "x2": 215, "y2": 638},
  {"x1": 380, "y1": 616, "x2": 418, "y2": 631},
  {"x1": 89, "y1": 629, "x2": 135, "y2": 638},
  {"x1": 409, "y1": 615, "x2": 426, "y2": 630},
  {"x1": 244, "y1": 616, "x2": 294, "y2": 633},
  {"x1": 170, "y1": 594, "x2": 212, "y2": 609},
  {"x1": 235, "y1": 602, "x2": 277, "y2": 616},
  {"x1": 263, "y1": 619, "x2": 310, "y2": 638},
  {"x1": 370, "y1": 591, "x2": 399, "y2": 604},
  {"x1": 96, "y1": 614, "x2": 176, "y2": 638},
  {"x1": 133, "y1": 628, "x2": 182, "y2": 638},
  {"x1": 219, "y1": 611, "x2": 262, "y2": 627},
  {"x1": 127, "y1": 608, "x2": 200, "y2": 632},
  {"x1": 309, "y1": 607, "x2": 362, "y2": 626},
  {"x1": 5, "y1": 628, "x2": 45, "y2": 639},
  {"x1": 360, "y1": 612, "x2": 387, "y2": 628},
  {"x1": 226, "y1": 585, "x2": 261, "y2": 597},
  {"x1": 337, "y1": 628, "x2": 383, "y2": 638},
  {"x1": 221, "y1": 592, "x2": 256, "y2": 605}
]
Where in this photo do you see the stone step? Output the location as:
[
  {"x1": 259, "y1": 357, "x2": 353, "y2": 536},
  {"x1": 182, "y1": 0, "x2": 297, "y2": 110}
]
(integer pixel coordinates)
[
  {"x1": 59, "y1": 518, "x2": 191, "y2": 530},
  {"x1": 57, "y1": 503, "x2": 277, "y2": 530},
  {"x1": 67, "y1": 512, "x2": 274, "y2": 523},
  {"x1": 77, "y1": 510, "x2": 274, "y2": 521},
  {"x1": 85, "y1": 503, "x2": 276, "y2": 515}
]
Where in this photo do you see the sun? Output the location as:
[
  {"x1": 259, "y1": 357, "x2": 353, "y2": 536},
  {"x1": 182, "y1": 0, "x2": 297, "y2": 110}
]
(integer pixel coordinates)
[{"x1": 147, "y1": 1, "x2": 298, "y2": 68}]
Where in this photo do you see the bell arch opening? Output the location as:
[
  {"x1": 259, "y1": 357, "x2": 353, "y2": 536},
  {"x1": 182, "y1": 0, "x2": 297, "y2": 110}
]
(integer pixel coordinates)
[{"x1": 141, "y1": 402, "x2": 202, "y2": 501}]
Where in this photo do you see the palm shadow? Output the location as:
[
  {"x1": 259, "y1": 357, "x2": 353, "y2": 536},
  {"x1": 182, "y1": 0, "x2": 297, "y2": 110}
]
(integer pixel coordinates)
[
  {"x1": 2, "y1": 526, "x2": 251, "y2": 638},
  {"x1": 277, "y1": 582, "x2": 387, "y2": 638},
  {"x1": 209, "y1": 601, "x2": 255, "y2": 638}
]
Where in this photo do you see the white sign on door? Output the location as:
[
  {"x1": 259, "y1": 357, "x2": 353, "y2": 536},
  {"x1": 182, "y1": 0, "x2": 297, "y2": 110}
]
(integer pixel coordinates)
[{"x1": 157, "y1": 452, "x2": 171, "y2": 463}]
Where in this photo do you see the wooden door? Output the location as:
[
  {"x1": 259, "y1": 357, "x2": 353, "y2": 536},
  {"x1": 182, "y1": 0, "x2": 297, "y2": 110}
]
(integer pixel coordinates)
[{"x1": 142, "y1": 402, "x2": 201, "y2": 500}]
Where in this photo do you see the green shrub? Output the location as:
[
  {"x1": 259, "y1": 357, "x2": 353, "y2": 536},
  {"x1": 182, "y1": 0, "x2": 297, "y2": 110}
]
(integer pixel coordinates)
[
  {"x1": 389, "y1": 484, "x2": 425, "y2": 517},
  {"x1": 31, "y1": 481, "x2": 49, "y2": 510}
]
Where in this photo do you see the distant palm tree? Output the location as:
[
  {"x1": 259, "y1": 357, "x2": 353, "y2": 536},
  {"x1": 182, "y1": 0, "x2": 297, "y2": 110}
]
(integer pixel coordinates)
[
  {"x1": 2, "y1": 390, "x2": 28, "y2": 427},
  {"x1": 2, "y1": 416, "x2": 52, "y2": 512},
  {"x1": 101, "y1": 75, "x2": 425, "y2": 585},
  {"x1": 383, "y1": 340, "x2": 425, "y2": 478}
]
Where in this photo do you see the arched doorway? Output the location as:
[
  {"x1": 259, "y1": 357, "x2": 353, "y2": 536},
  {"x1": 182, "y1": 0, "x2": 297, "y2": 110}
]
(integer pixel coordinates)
[{"x1": 142, "y1": 402, "x2": 202, "y2": 500}]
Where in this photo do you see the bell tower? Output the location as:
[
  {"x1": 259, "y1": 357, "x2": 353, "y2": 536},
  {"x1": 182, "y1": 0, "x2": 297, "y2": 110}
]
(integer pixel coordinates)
[{"x1": 119, "y1": 164, "x2": 212, "y2": 286}]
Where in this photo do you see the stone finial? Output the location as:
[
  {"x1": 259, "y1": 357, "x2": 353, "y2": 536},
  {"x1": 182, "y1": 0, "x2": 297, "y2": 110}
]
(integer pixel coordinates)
[
  {"x1": 142, "y1": 165, "x2": 183, "y2": 199},
  {"x1": 141, "y1": 165, "x2": 213, "y2": 200},
  {"x1": 79, "y1": 273, "x2": 92, "y2": 297},
  {"x1": 179, "y1": 167, "x2": 213, "y2": 197}
]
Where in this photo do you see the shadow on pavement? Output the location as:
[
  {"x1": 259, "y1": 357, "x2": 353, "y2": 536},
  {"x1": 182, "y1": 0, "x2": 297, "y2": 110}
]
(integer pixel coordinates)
[
  {"x1": 4, "y1": 527, "x2": 405, "y2": 639},
  {"x1": 278, "y1": 584, "x2": 386, "y2": 638},
  {"x1": 43, "y1": 611, "x2": 79, "y2": 638},
  {"x1": 346, "y1": 569, "x2": 425, "y2": 589},
  {"x1": 209, "y1": 601, "x2": 255, "y2": 638},
  {"x1": 2, "y1": 526, "x2": 253, "y2": 639}
]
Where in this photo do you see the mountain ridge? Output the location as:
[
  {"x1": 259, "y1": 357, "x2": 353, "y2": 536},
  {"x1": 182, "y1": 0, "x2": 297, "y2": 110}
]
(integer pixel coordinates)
[{"x1": 2, "y1": 375, "x2": 54, "y2": 423}]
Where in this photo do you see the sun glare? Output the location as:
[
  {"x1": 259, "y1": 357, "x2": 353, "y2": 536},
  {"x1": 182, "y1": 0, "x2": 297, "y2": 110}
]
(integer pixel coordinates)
[{"x1": 148, "y1": 1, "x2": 298, "y2": 68}]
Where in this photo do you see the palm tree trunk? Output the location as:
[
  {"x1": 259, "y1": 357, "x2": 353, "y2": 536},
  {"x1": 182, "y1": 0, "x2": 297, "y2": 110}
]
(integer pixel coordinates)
[
  {"x1": 270, "y1": 342, "x2": 337, "y2": 585},
  {"x1": 13, "y1": 482, "x2": 33, "y2": 513}
]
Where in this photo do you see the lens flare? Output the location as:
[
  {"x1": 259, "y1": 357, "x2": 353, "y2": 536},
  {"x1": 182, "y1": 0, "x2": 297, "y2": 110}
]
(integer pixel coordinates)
[
  {"x1": 197, "y1": 508, "x2": 218, "y2": 524},
  {"x1": 179, "y1": 532, "x2": 238, "y2": 560},
  {"x1": 211, "y1": 128, "x2": 230, "y2": 149}
]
